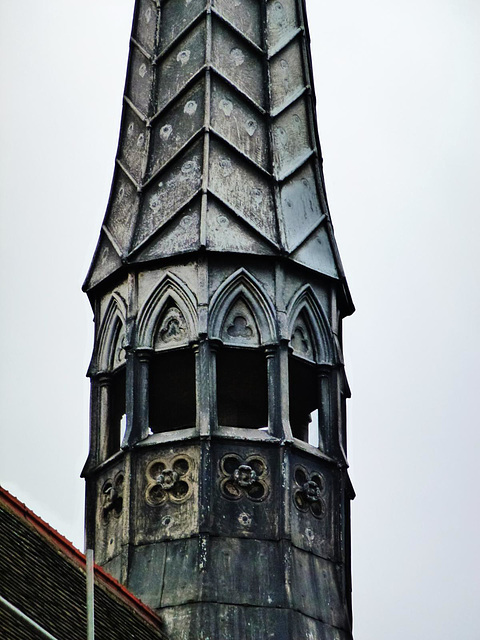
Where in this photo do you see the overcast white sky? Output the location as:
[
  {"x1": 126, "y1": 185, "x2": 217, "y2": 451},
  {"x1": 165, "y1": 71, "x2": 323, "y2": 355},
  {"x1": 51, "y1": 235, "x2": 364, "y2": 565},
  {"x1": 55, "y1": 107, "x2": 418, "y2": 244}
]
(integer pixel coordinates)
[{"x1": 1, "y1": 1, "x2": 479, "y2": 638}]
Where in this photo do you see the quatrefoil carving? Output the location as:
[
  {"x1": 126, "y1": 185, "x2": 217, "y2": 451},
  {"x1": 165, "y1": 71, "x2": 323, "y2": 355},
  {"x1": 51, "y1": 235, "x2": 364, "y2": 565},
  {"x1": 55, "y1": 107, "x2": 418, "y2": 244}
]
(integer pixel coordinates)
[
  {"x1": 220, "y1": 454, "x2": 269, "y2": 502},
  {"x1": 145, "y1": 455, "x2": 193, "y2": 507},
  {"x1": 293, "y1": 466, "x2": 326, "y2": 519},
  {"x1": 101, "y1": 472, "x2": 124, "y2": 521}
]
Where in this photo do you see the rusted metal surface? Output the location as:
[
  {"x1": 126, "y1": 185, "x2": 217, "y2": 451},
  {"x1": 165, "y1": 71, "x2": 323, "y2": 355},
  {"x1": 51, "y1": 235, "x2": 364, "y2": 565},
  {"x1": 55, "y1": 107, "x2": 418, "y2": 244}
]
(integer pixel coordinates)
[{"x1": 84, "y1": 0, "x2": 355, "y2": 638}]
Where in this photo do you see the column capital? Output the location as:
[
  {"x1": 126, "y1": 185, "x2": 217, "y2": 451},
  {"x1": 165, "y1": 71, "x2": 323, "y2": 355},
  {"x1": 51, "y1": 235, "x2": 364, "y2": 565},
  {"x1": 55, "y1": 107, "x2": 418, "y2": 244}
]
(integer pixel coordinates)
[{"x1": 136, "y1": 347, "x2": 154, "y2": 363}]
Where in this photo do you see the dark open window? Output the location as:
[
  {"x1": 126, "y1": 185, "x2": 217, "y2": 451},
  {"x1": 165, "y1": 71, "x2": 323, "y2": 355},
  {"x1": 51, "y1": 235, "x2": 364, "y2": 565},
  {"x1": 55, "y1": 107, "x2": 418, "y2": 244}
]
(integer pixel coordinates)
[
  {"x1": 107, "y1": 367, "x2": 126, "y2": 457},
  {"x1": 149, "y1": 349, "x2": 196, "y2": 432},
  {"x1": 289, "y1": 355, "x2": 320, "y2": 446},
  {"x1": 217, "y1": 347, "x2": 268, "y2": 429}
]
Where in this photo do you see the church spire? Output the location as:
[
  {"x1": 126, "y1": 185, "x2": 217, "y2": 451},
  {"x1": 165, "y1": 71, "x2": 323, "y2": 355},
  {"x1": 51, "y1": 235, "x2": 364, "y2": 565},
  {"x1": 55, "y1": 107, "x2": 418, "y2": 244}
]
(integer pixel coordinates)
[
  {"x1": 84, "y1": 0, "x2": 351, "y2": 310},
  {"x1": 83, "y1": 1, "x2": 354, "y2": 638}
]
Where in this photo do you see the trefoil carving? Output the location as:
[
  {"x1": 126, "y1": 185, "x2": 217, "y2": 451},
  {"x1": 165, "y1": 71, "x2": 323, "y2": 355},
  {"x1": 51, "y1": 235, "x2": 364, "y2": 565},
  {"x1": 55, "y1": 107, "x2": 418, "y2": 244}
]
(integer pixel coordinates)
[
  {"x1": 221, "y1": 298, "x2": 259, "y2": 346},
  {"x1": 227, "y1": 315, "x2": 253, "y2": 339}
]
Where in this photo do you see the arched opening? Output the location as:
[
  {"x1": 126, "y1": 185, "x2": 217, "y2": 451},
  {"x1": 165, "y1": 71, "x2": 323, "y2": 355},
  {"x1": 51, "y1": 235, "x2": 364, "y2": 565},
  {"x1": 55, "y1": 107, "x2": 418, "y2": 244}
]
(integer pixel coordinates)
[
  {"x1": 208, "y1": 270, "x2": 277, "y2": 433},
  {"x1": 288, "y1": 355, "x2": 320, "y2": 445},
  {"x1": 138, "y1": 284, "x2": 197, "y2": 435},
  {"x1": 149, "y1": 348, "x2": 196, "y2": 432},
  {"x1": 216, "y1": 347, "x2": 268, "y2": 429},
  {"x1": 287, "y1": 304, "x2": 327, "y2": 449},
  {"x1": 108, "y1": 366, "x2": 126, "y2": 455},
  {"x1": 96, "y1": 306, "x2": 128, "y2": 461}
]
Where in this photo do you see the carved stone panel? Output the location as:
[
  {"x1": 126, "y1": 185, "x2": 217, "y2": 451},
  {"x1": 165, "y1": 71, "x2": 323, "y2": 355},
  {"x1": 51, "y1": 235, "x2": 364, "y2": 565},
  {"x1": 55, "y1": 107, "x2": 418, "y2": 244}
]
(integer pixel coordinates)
[
  {"x1": 132, "y1": 446, "x2": 199, "y2": 545},
  {"x1": 145, "y1": 454, "x2": 194, "y2": 506},
  {"x1": 291, "y1": 311, "x2": 315, "y2": 361},
  {"x1": 211, "y1": 444, "x2": 280, "y2": 539},
  {"x1": 94, "y1": 465, "x2": 125, "y2": 566},
  {"x1": 111, "y1": 323, "x2": 126, "y2": 370},
  {"x1": 220, "y1": 298, "x2": 260, "y2": 347},
  {"x1": 219, "y1": 453, "x2": 269, "y2": 501},
  {"x1": 292, "y1": 465, "x2": 326, "y2": 519},
  {"x1": 154, "y1": 304, "x2": 190, "y2": 349},
  {"x1": 289, "y1": 452, "x2": 340, "y2": 561}
]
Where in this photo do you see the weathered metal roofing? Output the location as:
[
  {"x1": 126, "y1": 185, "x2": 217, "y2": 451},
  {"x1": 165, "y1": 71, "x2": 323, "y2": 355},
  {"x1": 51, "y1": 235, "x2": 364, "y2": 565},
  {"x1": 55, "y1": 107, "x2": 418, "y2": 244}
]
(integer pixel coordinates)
[{"x1": 85, "y1": 0, "x2": 350, "y2": 300}]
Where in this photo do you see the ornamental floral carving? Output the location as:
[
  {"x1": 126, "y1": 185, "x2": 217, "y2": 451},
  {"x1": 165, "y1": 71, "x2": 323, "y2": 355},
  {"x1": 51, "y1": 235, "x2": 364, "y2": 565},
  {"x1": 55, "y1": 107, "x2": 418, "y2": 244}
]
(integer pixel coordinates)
[
  {"x1": 101, "y1": 472, "x2": 124, "y2": 521},
  {"x1": 145, "y1": 455, "x2": 193, "y2": 507},
  {"x1": 293, "y1": 466, "x2": 326, "y2": 519},
  {"x1": 155, "y1": 306, "x2": 188, "y2": 347},
  {"x1": 219, "y1": 454, "x2": 269, "y2": 502}
]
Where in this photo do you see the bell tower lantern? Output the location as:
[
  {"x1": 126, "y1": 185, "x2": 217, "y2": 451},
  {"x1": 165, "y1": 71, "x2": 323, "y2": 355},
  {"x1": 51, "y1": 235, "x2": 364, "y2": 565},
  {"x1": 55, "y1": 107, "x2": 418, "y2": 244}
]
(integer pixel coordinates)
[{"x1": 83, "y1": 0, "x2": 355, "y2": 638}]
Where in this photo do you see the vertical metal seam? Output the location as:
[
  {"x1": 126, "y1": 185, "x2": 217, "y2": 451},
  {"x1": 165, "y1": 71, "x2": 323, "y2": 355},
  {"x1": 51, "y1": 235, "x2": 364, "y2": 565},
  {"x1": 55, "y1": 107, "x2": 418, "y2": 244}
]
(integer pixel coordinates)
[{"x1": 200, "y1": 1, "x2": 213, "y2": 248}]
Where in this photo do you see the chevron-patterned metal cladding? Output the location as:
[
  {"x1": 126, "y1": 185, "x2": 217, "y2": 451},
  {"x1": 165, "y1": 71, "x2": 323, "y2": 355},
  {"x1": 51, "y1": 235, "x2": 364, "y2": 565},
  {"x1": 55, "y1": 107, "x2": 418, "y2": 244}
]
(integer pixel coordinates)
[{"x1": 84, "y1": 0, "x2": 345, "y2": 291}]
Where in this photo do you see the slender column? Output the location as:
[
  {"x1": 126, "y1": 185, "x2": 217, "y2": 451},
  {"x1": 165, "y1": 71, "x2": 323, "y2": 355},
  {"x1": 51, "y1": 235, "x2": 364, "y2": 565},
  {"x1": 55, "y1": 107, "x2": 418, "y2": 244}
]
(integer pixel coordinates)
[
  {"x1": 265, "y1": 344, "x2": 280, "y2": 437},
  {"x1": 278, "y1": 340, "x2": 293, "y2": 440},
  {"x1": 124, "y1": 348, "x2": 152, "y2": 446},
  {"x1": 97, "y1": 373, "x2": 114, "y2": 461},
  {"x1": 195, "y1": 339, "x2": 215, "y2": 538},
  {"x1": 325, "y1": 365, "x2": 343, "y2": 460},
  {"x1": 317, "y1": 365, "x2": 332, "y2": 455},
  {"x1": 84, "y1": 377, "x2": 101, "y2": 471},
  {"x1": 339, "y1": 373, "x2": 348, "y2": 459},
  {"x1": 195, "y1": 338, "x2": 217, "y2": 436}
]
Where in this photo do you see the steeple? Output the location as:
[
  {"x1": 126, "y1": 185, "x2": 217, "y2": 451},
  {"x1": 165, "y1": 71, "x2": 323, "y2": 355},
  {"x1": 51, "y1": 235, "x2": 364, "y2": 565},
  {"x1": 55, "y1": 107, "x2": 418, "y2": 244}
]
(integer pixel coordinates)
[
  {"x1": 83, "y1": 1, "x2": 354, "y2": 638},
  {"x1": 84, "y1": 0, "x2": 351, "y2": 297}
]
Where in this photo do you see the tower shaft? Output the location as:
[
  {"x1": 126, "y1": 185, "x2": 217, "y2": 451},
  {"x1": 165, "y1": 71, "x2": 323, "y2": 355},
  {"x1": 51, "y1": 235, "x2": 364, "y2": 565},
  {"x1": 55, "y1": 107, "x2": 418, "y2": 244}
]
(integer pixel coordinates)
[{"x1": 83, "y1": 1, "x2": 354, "y2": 638}]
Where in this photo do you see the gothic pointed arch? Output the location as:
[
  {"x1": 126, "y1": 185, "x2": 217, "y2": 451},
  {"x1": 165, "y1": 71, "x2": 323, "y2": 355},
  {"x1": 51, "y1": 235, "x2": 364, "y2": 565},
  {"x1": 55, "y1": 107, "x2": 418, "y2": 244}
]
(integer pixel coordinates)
[
  {"x1": 137, "y1": 272, "x2": 197, "y2": 349},
  {"x1": 287, "y1": 285, "x2": 335, "y2": 365},
  {"x1": 209, "y1": 269, "x2": 277, "y2": 346},
  {"x1": 96, "y1": 293, "x2": 128, "y2": 373}
]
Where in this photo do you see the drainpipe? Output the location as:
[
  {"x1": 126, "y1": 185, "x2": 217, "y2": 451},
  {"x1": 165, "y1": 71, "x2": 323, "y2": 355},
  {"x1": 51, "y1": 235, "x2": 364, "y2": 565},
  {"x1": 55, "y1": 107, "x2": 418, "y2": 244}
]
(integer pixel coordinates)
[{"x1": 86, "y1": 548, "x2": 95, "y2": 640}]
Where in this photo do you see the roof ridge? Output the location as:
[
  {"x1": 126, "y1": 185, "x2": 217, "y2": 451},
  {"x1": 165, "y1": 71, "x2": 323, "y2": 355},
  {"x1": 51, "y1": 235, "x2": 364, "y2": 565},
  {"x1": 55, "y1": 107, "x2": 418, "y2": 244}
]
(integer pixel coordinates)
[{"x1": 0, "y1": 485, "x2": 164, "y2": 632}]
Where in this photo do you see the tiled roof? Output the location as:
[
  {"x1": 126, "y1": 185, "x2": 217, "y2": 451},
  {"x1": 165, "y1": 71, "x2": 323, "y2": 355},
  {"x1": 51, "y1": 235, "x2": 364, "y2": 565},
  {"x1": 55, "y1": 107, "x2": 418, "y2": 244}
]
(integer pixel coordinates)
[{"x1": 0, "y1": 487, "x2": 169, "y2": 640}]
